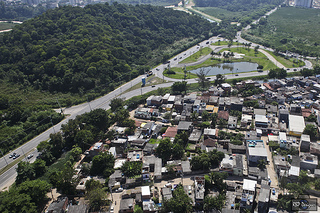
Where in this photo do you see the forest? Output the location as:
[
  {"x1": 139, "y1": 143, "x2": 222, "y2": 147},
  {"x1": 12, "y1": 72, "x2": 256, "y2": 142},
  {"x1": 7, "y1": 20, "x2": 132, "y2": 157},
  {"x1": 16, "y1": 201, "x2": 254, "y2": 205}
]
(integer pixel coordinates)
[{"x1": 0, "y1": 3, "x2": 221, "y2": 155}]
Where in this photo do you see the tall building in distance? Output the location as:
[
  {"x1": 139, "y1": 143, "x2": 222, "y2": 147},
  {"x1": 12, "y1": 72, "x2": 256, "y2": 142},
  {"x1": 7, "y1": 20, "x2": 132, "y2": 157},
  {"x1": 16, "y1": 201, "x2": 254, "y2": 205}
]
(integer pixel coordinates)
[{"x1": 294, "y1": 0, "x2": 313, "y2": 8}]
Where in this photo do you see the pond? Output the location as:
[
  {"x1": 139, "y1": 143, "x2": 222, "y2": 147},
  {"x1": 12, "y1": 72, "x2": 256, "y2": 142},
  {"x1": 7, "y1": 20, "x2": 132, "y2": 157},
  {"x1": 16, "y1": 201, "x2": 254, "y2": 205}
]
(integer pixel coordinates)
[{"x1": 190, "y1": 62, "x2": 259, "y2": 76}]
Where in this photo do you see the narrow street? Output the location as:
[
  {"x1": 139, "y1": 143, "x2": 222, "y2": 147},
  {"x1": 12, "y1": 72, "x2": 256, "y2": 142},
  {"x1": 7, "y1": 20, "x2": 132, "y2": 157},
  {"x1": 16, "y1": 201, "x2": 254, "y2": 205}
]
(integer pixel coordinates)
[{"x1": 261, "y1": 136, "x2": 279, "y2": 189}]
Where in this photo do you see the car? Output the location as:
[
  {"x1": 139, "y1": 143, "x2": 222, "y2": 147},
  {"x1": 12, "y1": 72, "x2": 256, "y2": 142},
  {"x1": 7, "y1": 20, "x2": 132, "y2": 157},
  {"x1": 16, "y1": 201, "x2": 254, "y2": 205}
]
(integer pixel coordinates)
[
  {"x1": 179, "y1": 57, "x2": 182, "y2": 59},
  {"x1": 235, "y1": 74, "x2": 239, "y2": 76},
  {"x1": 258, "y1": 70, "x2": 263, "y2": 72},
  {"x1": 13, "y1": 154, "x2": 20, "y2": 159},
  {"x1": 117, "y1": 188, "x2": 123, "y2": 192},
  {"x1": 272, "y1": 188, "x2": 276, "y2": 195},
  {"x1": 9, "y1": 153, "x2": 16, "y2": 158},
  {"x1": 206, "y1": 41, "x2": 209, "y2": 44},
  {"x1": 287, "y1": 68, "x2": 290, "y2": 70},
  {"x1": 206, "y1": 77, "x2": 211, "y2": 80},
  {"x1": 293, "y1": 69, "x2": 297, "y2": 71},
  {"x1": 174, "y1": 58, "x2": 177, "y2": 61},
  {"x1": 27, "y1": 154, "x2": 34, "y2": 159},
  {"x1": 151, "y1": 85, "x2": 155, "y2": 88},
  {"x1": 110, "y1": 206, "x2": 114, "y2": 213},
  {"x1": 156, "y1": 68, "x2": 159, "y2": 71}
]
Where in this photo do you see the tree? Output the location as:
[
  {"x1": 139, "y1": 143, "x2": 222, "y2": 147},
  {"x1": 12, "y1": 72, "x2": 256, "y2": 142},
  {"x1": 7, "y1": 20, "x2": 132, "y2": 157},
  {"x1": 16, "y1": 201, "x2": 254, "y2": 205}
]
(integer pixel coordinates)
[
  {"x1": 85, "y1": 179, "x2": 107, "y2": 211},
  {"x1": 196, "y1": 68, "x2": 210, "y2": 90},
  {"x1": 16, "y1": 161, "x2": 35, "y2": 184},
  {"x1": 172, "y1": 143, "x2": 184, "y2": 160},
  {"x1": 171, "y1": 81, "x2": 187, "y2": 94},
  {"x1": 70, "y1": 145, "x2": 82, "y2": 162},
  {"x1": 0, "y1": 191, "x2": 38, "y2": 213},
  {"x1": 162, "y1": 184, "x2": 192, "y2": 213},
  {"x1": 303, "y1": 124, "x2": 318, "y2": 140},
  {"x1": 32, "y1": 159, "x2": 47, "y2": 178},
  {"x1": 214, "y1": 74, "x2": 225, "y2": 86},
  {"x1": 49, "y1": 132, "x2": 65, "y2": 158},
  {"x1": 110, "y1": 98, "x2": 124, "y2": 112},
  {"x1": 91, "y1": 152, "x2": 115, "y2": 178},
  {"x1": 121, "y1": 161, "x2": 142, "y2": 178},
  {"x1": 155, "y1": 138, "x2": 172, "y2": 162},
  {"x1": 257, "y1": 159, "x2": 266, "y2": 170},
  {"x1": 16, "y1": 179, "x2": 51, "y2": 205},
  {"x1": 55, "y1": 161, "x2": 77, "y2": 195},
  {"x1": 203, "y1": 194, "x2": 225, "y2": 212}
]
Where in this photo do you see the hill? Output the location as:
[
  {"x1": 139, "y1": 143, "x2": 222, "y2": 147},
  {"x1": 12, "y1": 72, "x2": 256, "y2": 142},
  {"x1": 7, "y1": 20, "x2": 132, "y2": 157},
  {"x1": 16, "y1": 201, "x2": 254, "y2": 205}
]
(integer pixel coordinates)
[{"x1": 0, "y1": 3, "x2": 220, "y2": 154}]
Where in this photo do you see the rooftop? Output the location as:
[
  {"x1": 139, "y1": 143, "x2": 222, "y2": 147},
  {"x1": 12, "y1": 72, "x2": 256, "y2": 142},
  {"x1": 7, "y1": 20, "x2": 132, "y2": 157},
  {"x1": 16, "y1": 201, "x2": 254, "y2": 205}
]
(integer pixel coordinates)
[{"x1": 243, "y1": 179, "x2": 257, "y2": 192}]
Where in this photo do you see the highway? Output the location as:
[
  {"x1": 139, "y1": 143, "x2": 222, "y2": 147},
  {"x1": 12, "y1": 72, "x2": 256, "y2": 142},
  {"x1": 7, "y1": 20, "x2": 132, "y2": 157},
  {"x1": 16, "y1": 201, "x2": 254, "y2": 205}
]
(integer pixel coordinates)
[{"x1": 0, "y1": 33, "x2": 313, "y2": 190}]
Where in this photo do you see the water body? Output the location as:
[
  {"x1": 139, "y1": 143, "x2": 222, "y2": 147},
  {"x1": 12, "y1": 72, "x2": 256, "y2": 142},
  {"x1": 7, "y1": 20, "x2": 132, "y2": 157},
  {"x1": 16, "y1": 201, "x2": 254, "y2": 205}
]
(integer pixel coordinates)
[{"x1": 190, "y1": 62, "x2": 259, "y2": 76}]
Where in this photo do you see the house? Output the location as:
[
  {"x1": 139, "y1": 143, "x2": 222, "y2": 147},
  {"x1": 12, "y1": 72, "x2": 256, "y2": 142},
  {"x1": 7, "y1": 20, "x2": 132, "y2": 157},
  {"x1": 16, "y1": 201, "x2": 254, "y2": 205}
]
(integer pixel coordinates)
[
  {"x1": 300, "y1": 134, "x2": 311, "y2": 152},
  {"x1": 143, "y1": 156, "x2": 162, "y2": 180},
  {"x1": 67, "y1": 205, "x2": 89, "y2": 213},
  {"x1": 254, "y1": 109, "x2": 266, "y2": 116},
  {"x1": 146, "y1": 95, "x2": 162, "y2": 107},
  {"x1": 119, "y1": 198, "x2": 135, "y2": 213},
  {"x1": 203, "y1": 138, "x2": 217, "y2": 148},
  {"x1": 288, "y1": 115, "x2": 305, "y2": 136},
  {"x1": 181, "y1": 161, "x2": 192, "y2": 174},
  {"x1": 266, "y1": 104, "x2": 278, "y2": 116},
  {"x1": 177, "y1": 121, "x2": 193, "y2": 133},
  {"x1": 127, "y1": 150, "x2": 143, "y2": 161},
  {"x1": 135, "y1": 108, "x2": 152, "y2": 119},
  {"x1": 300, "y1": 153, "x2": 318, "y2": 172},
  {"x1": 141, "y1": 186, "x2": 151, "y2": 200},
  {"x1": 230, "y1": 97, "x2": 243, "y2": 111},
  {"x1": 240, "y1": 179, "x2": 257, "y2": 211},
  {"x1": 247, "y1": 140, "x2": 268, "y2": 166},
  {"x1": 218, "y1": 111, "x2": 229, "y2": 121},
  {"x1": 162, "y1": 126, "x2": 177, "y2": 139},
  {"x1": 162, "y1": 187, "x2": 173, "y2": 200},
  {"x1": 162, "y1": 93, "x2": 170, "y2": 104},
  {"x1": 288, "y1": 166, "x2": 300, "y2": 182},
  {"x1": 142, "y1": 200, "x2": 157, "y2": 212},
  {"x1": 255, "y1": 114, "x2": 268, "y2": 128},
  {"x1": 203, "y1": 128, "x2": 217, "y2": 139},
  {"x1": 85, "y1": 142, "x2": 104, "y2": 158},
  {"x1": 143, "y1": 143, "x2": 158, "y2": 155},
  {"x1": 279, "y1": 108, "x2": 289, "y2": 125},
  {"x1": 241, "y1": 114, "x2": 252, "y2": 127},
  {"x1": 229, "y1": 144, "x2": 246, "y2": 154},
  {"x1": 141, "y1": 122, "x2": 155, "y2": 136},
  {"x1": 188, "y1": 129, "x2": 202, "y2": 143},
  {"x1": 220, "y1": 154, "x2": 234, "y2": 174},
  {"x1": 258, "y1": 184, "x2": 270, "y2": 213},
  {"x1": 195, "y1": 177, "x2": 205, "y2": 205},
  {"x1": 46, "y1": 197, "x2": 68, "y2": 213},
  {"x1": 228, "y1": 116, "x2": 237, "y2": 129},
  {"x1": 279, "y1": 132, "x2": 289, "y2": 149},
  {"x1": 273, "y1": 155, "x2": 289, "y2": 174},
  {"x1": 233, "y1": 155, "x2": 244, "y2": 176}
]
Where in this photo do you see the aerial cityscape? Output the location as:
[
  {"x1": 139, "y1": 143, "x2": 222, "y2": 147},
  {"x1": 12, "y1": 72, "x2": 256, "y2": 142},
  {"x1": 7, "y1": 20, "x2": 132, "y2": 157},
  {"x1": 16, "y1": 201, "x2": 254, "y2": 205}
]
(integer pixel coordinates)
[{"x1": 0, "y1": 0, "x2": 320, "y2": 213}]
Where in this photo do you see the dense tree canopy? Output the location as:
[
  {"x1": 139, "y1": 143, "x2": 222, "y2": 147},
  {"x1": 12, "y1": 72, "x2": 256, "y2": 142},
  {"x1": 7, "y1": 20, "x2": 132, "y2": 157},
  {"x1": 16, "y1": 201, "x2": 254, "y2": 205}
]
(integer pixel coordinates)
[{"x1": 0, "y1": 3, "x2": 219, "y2": 95}]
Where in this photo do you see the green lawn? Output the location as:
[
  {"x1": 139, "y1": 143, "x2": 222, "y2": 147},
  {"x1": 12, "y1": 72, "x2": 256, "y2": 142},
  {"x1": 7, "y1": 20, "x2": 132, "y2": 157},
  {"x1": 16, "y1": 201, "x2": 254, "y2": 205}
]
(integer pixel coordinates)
[
  {"x1": 264, "y1": 50, "x2": 305, "y2": 68},
  {"x1": 180, "y1": 47, "x2": 212, "y2": 63},
  {"x1": 218, "y1": 47, "x2": 277, "y2": 71},
  {"x1": 0, "y1": 22, "x2": 19, "y2": 31},
  {"x1": 165, "y1": 47, "x2": 279, "y2": 79},
  {"x1": 244, "y1": 7, "x2": 320, "y2": 56},
  {"x1": 211, "y1": 41, "x2": 242, "y2": 46}
]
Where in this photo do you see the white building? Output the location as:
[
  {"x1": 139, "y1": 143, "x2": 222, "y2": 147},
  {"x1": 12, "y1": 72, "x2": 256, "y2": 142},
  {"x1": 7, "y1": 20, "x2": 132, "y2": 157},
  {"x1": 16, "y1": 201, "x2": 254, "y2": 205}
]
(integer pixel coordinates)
[
  {"x1": 288, "y1": 115, "x2": 305, "y2": 136},
  {"x1": 294, "y1": 0, "x2": 313, "y2": 8}
]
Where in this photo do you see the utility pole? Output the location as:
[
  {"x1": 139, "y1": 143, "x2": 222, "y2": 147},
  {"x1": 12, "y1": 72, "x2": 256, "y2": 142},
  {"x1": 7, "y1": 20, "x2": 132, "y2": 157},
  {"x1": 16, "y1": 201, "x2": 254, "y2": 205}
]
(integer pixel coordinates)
[
  {"x1": 50, "y1": 115, "x2": 56, "y2": 134},
  {"x1": 56, "y1": 97, "x2": 64, "y2": 115},
  {"x1": 0, "y1": 149, "x2": 8, "y2": 167},
  {"x1": 86, "y1": 96, "x2": 92, "y2": 111},
  {"x1": 21, "y1": 147, "x2": 27, "y2": 161}
]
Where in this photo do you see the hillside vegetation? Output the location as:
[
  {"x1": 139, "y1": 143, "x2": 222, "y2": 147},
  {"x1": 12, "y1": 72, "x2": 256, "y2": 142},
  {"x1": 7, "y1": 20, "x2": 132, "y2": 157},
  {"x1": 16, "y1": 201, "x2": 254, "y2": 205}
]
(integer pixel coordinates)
[
  {"x1": 243, "y1": 6, "x2": 320, "y2": 57},
  {"x1": 0, "y1": 3, "x2": 220, "y2": 155}
]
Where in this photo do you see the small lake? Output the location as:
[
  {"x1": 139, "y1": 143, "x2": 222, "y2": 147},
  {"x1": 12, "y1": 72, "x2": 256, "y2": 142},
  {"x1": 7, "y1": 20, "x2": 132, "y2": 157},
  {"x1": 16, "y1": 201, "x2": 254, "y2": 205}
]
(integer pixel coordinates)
[{"x1": 190, "y1": 62, "x2": 259, "y2": 76}]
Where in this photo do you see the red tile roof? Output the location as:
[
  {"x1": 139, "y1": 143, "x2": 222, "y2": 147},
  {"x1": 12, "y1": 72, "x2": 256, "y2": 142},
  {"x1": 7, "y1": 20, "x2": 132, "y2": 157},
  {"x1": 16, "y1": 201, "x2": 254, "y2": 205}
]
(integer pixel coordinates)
[{"x1": 163, "y1": 126, "x2": 178, "y2": 138}]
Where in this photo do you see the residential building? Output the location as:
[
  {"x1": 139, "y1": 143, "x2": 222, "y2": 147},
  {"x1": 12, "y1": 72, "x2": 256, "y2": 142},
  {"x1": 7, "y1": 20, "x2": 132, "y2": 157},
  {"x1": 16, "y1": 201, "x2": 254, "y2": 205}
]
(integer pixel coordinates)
[
  {"x1": 300, "y1": 153, "x2": 318, "y2": 172},
  {"x1": 188, "y1": 129, "x2": 202, "y2": 143},
  {"x1": 119, "y1": 198, "x2": 135, "y2": 213},
  {"x1": 247, "y1": 140, "x2": 268, "y2": 165},
  {"x1": 228, "y1": 116, "x2": 237, "y2": 129},
  {"x1": 300, "y1": 134, "x2": 311, "y2": 152},
  {"x1": 195, "y1": 177, "x2": 205, "y2": 205},
  {"x1": 233, "y1": 155, "x2": 244, "y2": 176},
  {"x1": 240, "y1": 179, "x2": 257, "y2": 211},
  {"x1": 46, "y1": 197, "x2": 68, "y2": 213},
  {"x1": 288, "y1": 115, "x2": 305, "y2": 136},
  {"x1": 177, "y1": 121, "x2": 193, "y2": 133},
  {"x1": 258, "y1": 184, "x2": 270, "y2": 213}
]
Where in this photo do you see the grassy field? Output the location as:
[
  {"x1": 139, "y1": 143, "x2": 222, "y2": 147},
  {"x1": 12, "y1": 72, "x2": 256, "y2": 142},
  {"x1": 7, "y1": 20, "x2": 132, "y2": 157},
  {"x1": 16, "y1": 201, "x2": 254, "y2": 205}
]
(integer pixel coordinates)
[
  {"x1": 0, "y1": 22, "x2": 18, "y2": 31},
  {"x1": 180, "y1": 47, "x2": 212, "y2": 63},
  {"x1": 164, "y1": 47, "x2": 280, "y2": 79},
  {"x1": 193, "y1": 7, "x2": 243, "y2": 21},
  {"x1": 245, "y1": 7, "x2": 320, "y2": 56},
  {"x1": 218, "y1": 47, "x2": 277, "y2": 71},
  {"x1": 211, "y1": 41, "x2": 242, "y2": 46},
  {"x1": 264, "y1": 50, "x2": 305, "y2": 68}
]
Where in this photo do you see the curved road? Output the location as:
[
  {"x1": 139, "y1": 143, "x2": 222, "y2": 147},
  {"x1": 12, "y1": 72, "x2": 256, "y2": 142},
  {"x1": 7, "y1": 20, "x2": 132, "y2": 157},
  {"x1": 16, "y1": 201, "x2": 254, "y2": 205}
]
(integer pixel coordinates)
[{"x1": 0, "y1": 34, "x2": 313, "y2": 190}]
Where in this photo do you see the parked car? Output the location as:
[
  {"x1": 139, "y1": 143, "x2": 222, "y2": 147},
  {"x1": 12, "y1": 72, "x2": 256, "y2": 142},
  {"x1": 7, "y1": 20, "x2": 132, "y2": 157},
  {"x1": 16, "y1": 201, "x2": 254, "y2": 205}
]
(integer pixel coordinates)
[
  {"x1": 13, "y1": 154, "x2": 20, "y2": 159},
  {"x1": 27, "y1": 154, "x2": 34, "y2": 159},
  {"x1": 9, "y1": 153, "x2": 16, "y2": 158},
  {"x1": 272, "y1": 188, "x2": 276, "y2": 195}
]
